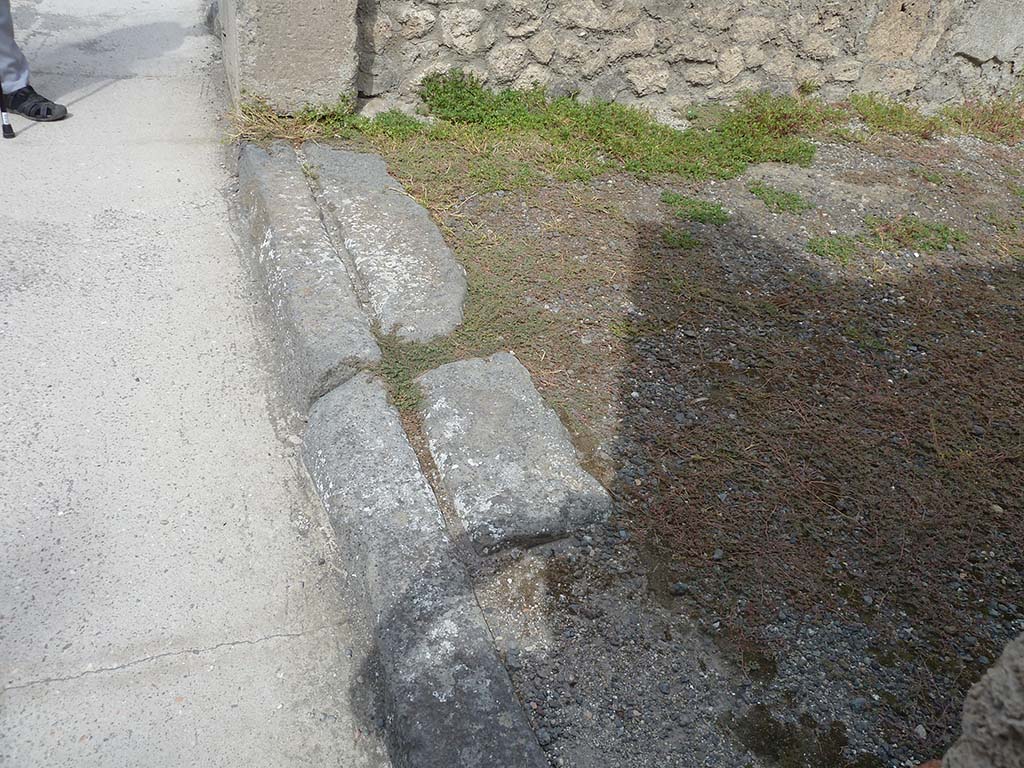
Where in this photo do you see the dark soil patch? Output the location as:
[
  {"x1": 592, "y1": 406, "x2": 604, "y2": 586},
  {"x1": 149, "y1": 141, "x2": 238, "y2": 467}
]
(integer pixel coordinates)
[{"x1": 413, "y1": 134, "x2": 1024, "y2": 765}]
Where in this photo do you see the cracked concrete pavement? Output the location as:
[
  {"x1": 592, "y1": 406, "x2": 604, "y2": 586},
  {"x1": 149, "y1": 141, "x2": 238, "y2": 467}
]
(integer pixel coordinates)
[{"x1": 0, "y1": 1, "x2": 388, "y2": 765}]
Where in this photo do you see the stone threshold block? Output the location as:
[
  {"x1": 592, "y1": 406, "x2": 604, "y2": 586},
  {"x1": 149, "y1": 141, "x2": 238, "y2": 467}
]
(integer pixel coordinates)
[
  {"x1": 237, "y1": 142, "x2": 379, "y2": 412},
  {"x1": 417, "y1": 352, "x2": 612, "y2": 553},
  {"x1": 303, "y1": 143, "x2": 467, "y2": 343},
  {"x1": 303, "y1": 375, "x2": 546, "y2": 768}
]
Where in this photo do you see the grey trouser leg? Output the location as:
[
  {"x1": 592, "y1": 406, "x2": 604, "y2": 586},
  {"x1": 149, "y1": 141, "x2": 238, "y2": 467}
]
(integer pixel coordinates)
[{"x1": 0, "y1": 0, "x2": 30, "y2": 93}]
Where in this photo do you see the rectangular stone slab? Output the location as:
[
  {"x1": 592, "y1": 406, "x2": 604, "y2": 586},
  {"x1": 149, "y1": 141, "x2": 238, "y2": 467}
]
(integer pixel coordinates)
[
  {"x1": 417, "y1": 352, "x2": 612, "y2": 552},
  {"x1": 303, "y1": 143, "x2": 466, "y2": 343},
  {"x1": 303, "y1": 374, "x2": 546, "y2": 768},
  {"x1": 237, "y1": 141, "x2": 379, "y2": 411}
]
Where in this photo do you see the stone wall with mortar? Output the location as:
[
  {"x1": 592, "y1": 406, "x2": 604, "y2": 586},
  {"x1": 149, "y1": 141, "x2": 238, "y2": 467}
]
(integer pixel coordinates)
[{"x1": 354, "y1": 0, "x2": 1024, "y2": 115}]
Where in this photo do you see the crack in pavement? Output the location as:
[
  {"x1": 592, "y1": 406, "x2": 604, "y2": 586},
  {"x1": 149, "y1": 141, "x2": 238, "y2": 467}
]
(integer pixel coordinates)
[{"x1": 2, "y1": 626, "x2": 334, "y2": 692}]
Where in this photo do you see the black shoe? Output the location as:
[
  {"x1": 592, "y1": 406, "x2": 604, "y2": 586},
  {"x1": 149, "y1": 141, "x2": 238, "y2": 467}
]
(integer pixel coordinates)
[{"x1": 4, "y1": 85, "x2": 68, "y2": 122}]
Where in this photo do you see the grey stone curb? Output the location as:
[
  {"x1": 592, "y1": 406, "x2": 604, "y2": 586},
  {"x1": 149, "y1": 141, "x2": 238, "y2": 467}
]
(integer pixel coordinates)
[
  {"x1": 303, "y1": 375, "x2": 547, "y2": 768},
  {"x1": 303, "y1": 143, "x2": 467, "y2": 343},
  {"x1": 418, "y1": 352, "x2": 613, "y2": 553},
  {"x1": 237, "y1": 141, "x2": 380, "y2": 411},
  {"x1": 238, "y1": 141, "x2": 544, "y2": 766}
]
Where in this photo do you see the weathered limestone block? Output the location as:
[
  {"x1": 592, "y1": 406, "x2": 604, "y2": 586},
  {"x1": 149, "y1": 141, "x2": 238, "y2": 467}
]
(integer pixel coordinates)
[
  {"x1": 236, "y1": 142, "x2": 380, "y2": 410},
  {"x1": 944, "y1": 632, "x2": 1024, "y2": 768},
  {"x1": 303, "y1": 375, "x2": 547, "y2": 768},
  {"x1": 396, "y1": 6, "x2": 436, "y2": 39},
  {"x1": 951, "y1": 0, "x2": 1024, "y2": 67},
  {"x1": 304, "y1": 145, "x2": 467, "y2": 343},
  {"x1": 488, "y1": 41, "x2": 532, "y2": 83},
  {"x1": 219, "y1": 0, "x2": 359, "y2": 111},
  {"x1": 667, "y1": 34, "x2": 717, "y2": 63},
  {"x1": 732, "y1": 15, "x2": 776, "y2": 43},
  {"x1": 505, "y1": 0, "x2": 545, "y2": 38},
  {"x1": 717, "y1": 46, "x2": 745, "y2": 82},
  {"x1": 527, "y1": 29, "x2": 557, "y2": 64},
  {"x1": 686, "y1": 63, "x2": 719, "y2": 86},
  {"x1": 440, "y1": 8, "x2": 497, "y2": 54},
  {"x1": 555, "y1": 0, "x2": 643, "y2": 32},
  {"x1": 625, "y1": 59, "x2": 670, "y2": 95},
  {"x1": 516, "y1": 63, "x2": 555, "y2": 89},
  {"x1": 417, "y1": 353, "x2": 612, "y2": 553},
  {"x1": 828, "y1": 57, "x2": 863, "y2": 83},
  {"x1": 803, "y1": 32, "x2": 839, "y2": 61}
]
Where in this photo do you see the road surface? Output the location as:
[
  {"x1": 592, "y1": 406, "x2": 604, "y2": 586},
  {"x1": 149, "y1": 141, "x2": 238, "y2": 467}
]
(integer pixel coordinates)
[{"x1": 0, "y1": 1, "x2": 385, "y2": 765}]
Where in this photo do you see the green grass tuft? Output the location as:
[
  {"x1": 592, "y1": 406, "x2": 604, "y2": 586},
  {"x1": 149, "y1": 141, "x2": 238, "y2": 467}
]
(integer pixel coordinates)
[
  {"x1": 663, "y1": 229, "x2": 700, "y2": 249},
  {"x1": 807, "y1": 235, "x2": 858, "y2": 265},
  {"x1": 748, "y1": 181, "x2": 814, "y2": 213},
  {"x1": 942, "y1": 94, "x2": 1024, "y2": 145},
  {"x1": 910, "y1": 167, "x2": 943, "y2": 185},
  {"x1": 661, "y1": 191, "x2": 730, "y2": 225},
  {"x1": 850, "y1": 94, "x2": 942, "y2": 139},
  {"x1": 864, "y1": 215, "x2": 966, "y2": 253}
]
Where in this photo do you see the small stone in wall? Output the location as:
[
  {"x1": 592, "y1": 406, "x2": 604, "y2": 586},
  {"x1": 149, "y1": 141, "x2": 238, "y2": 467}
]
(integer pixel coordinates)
[
  {"x1": 440, "y1": 8, "x2": 496, "y2": 55},
  {"x1": 732, "y1": 15, "x2": 776, "y2": 43},
  {"x1": 556, "y1": 0, "x2": 644, "y2": 33},
  {"x1": 626, "y1": 59, "x2": 670, "y2": 95},
  {"x1": 743, "y1": 44, "x2": 766, "y2": 69},
  {"x1": 396, "y1": 7, "x2": 435, "y2": 40},
  {"x1": 505, "y1": 0, "x2": 544, "y2": 38},
  {"x1": 527, "y1": 29, "x2": 557, "y2": 64},
  {"x1": 717, "y1": 45, "x2": 744, "y2": 82},
  {"x1": 827, "y1": 57, "x2": 861, "y2": 82},
  {"x1": 667, "y1": 34, "x2": 717, "y2": 63},
  {"x1": 685, "y1": 63, "x2": 718, "y2": 86},
  {"x1": 762, "y1": 49, "x2": 796, "y2": 79},
  {"x1": 607, "y1": 19, "x2": 658, "y2": 63},
  {"x1": 694, "y1": 5, "x2": 737, "y2": 33},
  {"x1": 487, "y1": 42, "x2": 531, "y2": 83},
  {"x1": 515, "y1": 63, "x2": 554, "y2": 90},
  {"x1": 802, "y1": 32, "x2": 839, "y2": 61}
]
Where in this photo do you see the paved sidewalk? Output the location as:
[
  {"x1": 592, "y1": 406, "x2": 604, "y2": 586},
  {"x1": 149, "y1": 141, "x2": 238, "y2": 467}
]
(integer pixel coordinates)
[{"x1": 0, "y1": 1, "x2": 385, "y2": 766}]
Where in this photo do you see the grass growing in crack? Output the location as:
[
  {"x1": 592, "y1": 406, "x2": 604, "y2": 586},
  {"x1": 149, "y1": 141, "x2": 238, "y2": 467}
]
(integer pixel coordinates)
[
  {"x1": 849, "y1": 93, "x2": 943, "y2": 139},
  {"x1": 748, "y1": 181, "x2": 814, "y2": 213},
  {"x1": 373, "y1": 236, "x2": 558, "y2": 412},
  {"x1": 865, "y1": 215, "x2": 966, "y2": 253},
  {"x1": 661, "y1": 191, "x2": 730, "y2": 224},
  {"x1": 807, "y1": 235, "x2": 858, "y2": 265}
]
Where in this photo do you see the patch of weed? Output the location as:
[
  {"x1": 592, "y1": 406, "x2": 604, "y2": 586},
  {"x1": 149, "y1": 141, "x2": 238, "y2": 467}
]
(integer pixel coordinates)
[
  {"x1": 663, "y1": 229, "x2": 700, "y2": 249},
  {"x1": 748, "y1": 181, "x2": 814, "y2": 213},
  {"x1": 797, "y1": 80, "x2": 820, "y2": 96},
  {"x1": 864, "y1": 214, "x2": 966, "y2": 253},
  {"x1": 661, "y1": 191, "x2": 730, "y2": 224},
  {"x1": 942, "y1": 94, "x2": 1024, "y2": 145},
  {"x1": 850, "y1": 93, "x2": 943, "y2": 139},
  {"x1": 1010, "y1": 183, "x2": 1024, "y2": 204},
  {"x1": 300, "y1": 162, "x2": 319, "y2": 181},
  {"x1": 296, "y1": 97, "x2": 365, "y2": 136},
  {"x1": 910, "y1": 167, "x2": 943, "y2": 185},
  {"x1": 807, "y1": 235, "x2": 858, "y2": 265}
]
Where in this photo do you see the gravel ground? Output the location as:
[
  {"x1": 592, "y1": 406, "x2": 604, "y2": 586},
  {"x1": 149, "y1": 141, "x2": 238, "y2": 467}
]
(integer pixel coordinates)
[{"x1": 452, "y1": 131, "x2": 1023, "y2": 768}]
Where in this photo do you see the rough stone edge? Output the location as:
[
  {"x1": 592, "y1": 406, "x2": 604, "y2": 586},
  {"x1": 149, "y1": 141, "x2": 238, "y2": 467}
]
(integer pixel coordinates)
[
  {"x1": 302, "y1": 142, "x2": 468, "y2": 343},
  {"x1": 943, "y1": 631, "x2": 1024, "y2": 768},
  {"x1": 417, "y1": 351, "x2": 613, "y2": 553},
  {"x1": 302, "y1": 374, "x2": 548, "y2": 768},
  {"x1": 236, "y1": 141, "x2": 380, "y2": 412}
]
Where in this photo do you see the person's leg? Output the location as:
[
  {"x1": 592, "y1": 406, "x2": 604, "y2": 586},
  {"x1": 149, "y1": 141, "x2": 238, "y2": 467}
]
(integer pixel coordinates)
[
  {"x1": 0, "y1": 0, "x2": 30, "y2": 94},
  {"x1": 0, "y1": 0, "x2": 66, "y2": 121}
]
